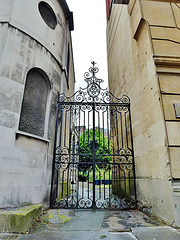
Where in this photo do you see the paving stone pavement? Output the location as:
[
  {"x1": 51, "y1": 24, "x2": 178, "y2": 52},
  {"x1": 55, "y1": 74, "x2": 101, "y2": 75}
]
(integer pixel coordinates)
[
  {"x1": 132, "y1": 226, "x2": 180, "y2": 240},
  {"x1": 0, "y1": 209, "x2": 180, "y2": 240}
]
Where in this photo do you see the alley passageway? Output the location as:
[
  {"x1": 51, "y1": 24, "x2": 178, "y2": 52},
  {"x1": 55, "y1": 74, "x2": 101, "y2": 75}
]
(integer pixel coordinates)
[{"x1": 1, "y1": 209, "x2": 180, "y2": 240}]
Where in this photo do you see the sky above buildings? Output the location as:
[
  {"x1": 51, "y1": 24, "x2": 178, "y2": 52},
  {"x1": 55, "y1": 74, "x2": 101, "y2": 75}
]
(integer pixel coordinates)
[{"x1": 66, "y1": 0, "x2": 108, "y2": 91}]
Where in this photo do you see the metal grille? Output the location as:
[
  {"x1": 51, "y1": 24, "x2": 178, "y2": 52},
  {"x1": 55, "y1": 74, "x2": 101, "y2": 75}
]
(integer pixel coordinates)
[
  {"x1": 19, "y1": 69, "x2": 48, "y2": 137},
  {"x1": 50, "y1": 62, "x2": 136, "y2": 209}
]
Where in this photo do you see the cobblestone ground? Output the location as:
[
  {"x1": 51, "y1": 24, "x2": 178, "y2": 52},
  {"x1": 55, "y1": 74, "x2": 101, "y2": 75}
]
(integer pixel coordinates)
[{"x1": 0, "y1": 209, "x2": 180, "y2": 240}]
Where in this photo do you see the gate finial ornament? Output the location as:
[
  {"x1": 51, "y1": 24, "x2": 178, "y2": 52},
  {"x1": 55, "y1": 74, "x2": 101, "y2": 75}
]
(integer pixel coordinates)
[
  {"x1": 91, "y1": 61, "x2": 96, "y2": 66},
  {"x1": 58, "y1": 62, "x2": 130, "y2": 104},
  {"x1": 84, "y1": 61, "x2": 104, "y2": 98}
]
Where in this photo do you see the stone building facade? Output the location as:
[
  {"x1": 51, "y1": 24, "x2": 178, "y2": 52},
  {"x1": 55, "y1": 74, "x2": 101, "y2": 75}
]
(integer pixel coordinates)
[
  {"x1": 0, "y1": 0, "x2": 75, "y2": 209},
  {"x1": 106, "y1": 0, "x2": 180, "y2": 226}
]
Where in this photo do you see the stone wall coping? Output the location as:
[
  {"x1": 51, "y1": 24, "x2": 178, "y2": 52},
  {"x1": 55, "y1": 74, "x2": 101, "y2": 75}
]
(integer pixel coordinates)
[{"x1": 15, "y1": 130, "x2": 50, "y2": 143}]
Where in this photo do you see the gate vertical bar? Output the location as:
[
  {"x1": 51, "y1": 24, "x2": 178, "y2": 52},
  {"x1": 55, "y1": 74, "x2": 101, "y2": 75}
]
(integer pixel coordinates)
[
  {"x1": 128, "y1": 104, "x2": 137, "y2": 207},
  {"x1": 92, "y1": 102, "x2": 96, "y2": 209},
  {"x1": 50, "y1": 102, "x2": 59, "y2": 208}
]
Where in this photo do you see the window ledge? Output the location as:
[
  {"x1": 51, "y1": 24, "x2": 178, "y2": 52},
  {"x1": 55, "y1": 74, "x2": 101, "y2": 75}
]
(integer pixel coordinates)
[{"x1": 15, "y1": 130, "x2": 50, "y2": 143}]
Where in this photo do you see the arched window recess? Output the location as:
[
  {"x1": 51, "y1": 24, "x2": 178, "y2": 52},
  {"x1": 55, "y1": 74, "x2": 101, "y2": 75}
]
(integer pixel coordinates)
[{"x1": 18, "y1": 68, "x2": 51, "y2": 139}]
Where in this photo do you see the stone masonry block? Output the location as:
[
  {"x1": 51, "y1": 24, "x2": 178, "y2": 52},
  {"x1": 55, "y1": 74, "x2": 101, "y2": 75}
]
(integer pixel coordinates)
[
  {"x1": 141, "y1": 1, "x2": 176, "y2": 27},
  {"x1": 0, "y1": 204, "x2": 42, "y2": 233}
]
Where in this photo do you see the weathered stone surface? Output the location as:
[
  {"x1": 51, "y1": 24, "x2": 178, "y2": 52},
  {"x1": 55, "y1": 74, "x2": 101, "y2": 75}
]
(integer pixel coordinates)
[
  {"x1": 0, "y1": 0, "x2": 66, "y2": 65},
  {"x1": 135, "y1": 146, "x2": 170, "y2": 179},
  {"x1": 1, "y1": 209, "x2": 180, "y2": 239},
  {"x1": 0, "y1": 112, "x2": 17, "y2": 129},
  {"x1": 20, "y1": 232, "x2": 139, "y2": 240},
  {"x1": 136, "y1": 178, "x2": 175, "y2": 224},
  {"x1": 0, "y1": 0, "x2": 75, "y2": 210},
  {"x1": 107, "y1": 0, "x2": 180, "y2": 227},
  {"x1": 141, "y1": 1, "x2": 176, "y2": 27},
  {"x1": 162, "y1": 95, "x2": 180, "y2": 121},
  {"x1": 61, "y1": 210, "x2": 106, "y2": 231},
  {"x1": 129, "y1": 0, "x2": 142, "y2": 38},
  {"x1": 172, "y1": 180, "x2": 180, "y2": 227},
  {"x1": 166, "y1": 122, "x2": 180, "y2": 145},
  {"x1": 169, "y1": 147, "x2": 180, "y2": 178},
  {"x1": 172, "y1": 3, "x2": 180, "y2": 29},
  {"x1": 151, "y1": 26, "x2": 180, "y2": 43},
  {"x1": 102, "y1": 210, "x2": 162, "y2": 232},
  {"x1": 159, "y1": 73, "x2": 180, "y2": 94},
  {"x1": 132, "y1": 226, "x2": 180, "y2": 240},
  {"x1": 153, "y1": 39, "x2": 180, "y2": 57},
  {"x1": 150, "y1": 179, "x2": 175, "y2": 224},
  {"x1": 151, "y1": 25, "x2": 180, "y2": 55},
  {"x1": 0, "y1": 205, "x2": 42, "y2": 233}
]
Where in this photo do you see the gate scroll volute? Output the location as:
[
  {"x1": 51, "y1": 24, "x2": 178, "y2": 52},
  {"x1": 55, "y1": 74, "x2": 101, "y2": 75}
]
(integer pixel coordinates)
[{"x1": 58, "y1": 61, "x2": 130, "y2": 105}]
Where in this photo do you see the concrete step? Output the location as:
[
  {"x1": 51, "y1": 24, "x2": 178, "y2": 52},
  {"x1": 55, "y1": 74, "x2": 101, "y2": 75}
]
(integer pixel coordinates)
[{"x1": 0, "y1": 204, "x2": 42, "y2": 233}]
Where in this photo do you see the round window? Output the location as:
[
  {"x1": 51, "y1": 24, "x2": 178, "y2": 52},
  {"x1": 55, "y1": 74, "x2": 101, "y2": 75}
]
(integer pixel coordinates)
[{"x1": 38, "y1": 2, "x2": 57, "y2": 30}]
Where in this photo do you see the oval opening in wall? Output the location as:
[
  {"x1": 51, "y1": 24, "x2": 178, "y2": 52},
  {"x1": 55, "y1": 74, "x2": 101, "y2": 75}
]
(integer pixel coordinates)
[{"x1": 39, "y1": 2, "x2": 57, "y2": 30}]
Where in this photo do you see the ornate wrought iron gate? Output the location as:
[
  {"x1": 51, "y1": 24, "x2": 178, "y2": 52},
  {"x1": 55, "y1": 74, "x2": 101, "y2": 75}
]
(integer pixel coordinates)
[{"x1": 50, "y1": 62, "x2": 136, "y2": 209}]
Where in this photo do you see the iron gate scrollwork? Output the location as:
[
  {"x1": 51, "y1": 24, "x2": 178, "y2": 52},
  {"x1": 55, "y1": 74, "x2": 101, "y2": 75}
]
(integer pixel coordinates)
[{"x1": 50, "y1": 62, "x2": 136, "y2": 209}]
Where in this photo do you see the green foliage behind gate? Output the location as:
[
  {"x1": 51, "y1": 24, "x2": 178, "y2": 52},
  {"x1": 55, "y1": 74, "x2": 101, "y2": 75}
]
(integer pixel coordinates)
[{"x1": 79, "y1": 129, "x2": 111, "y2": 171}]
